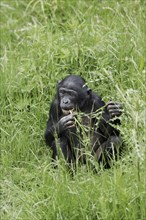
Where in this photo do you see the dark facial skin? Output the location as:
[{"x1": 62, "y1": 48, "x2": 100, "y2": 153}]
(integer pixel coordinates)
[
  {"x1": 45, "y1": 75, "x2": 123, "y2": 168},
  {"x1": 59, "y1": 87, "x2": 78, "y2": 111}
]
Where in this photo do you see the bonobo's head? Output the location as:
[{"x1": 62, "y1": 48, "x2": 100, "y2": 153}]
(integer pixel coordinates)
[{"x1": 58, "y1": 75, "x2": 91, "y2": 115}]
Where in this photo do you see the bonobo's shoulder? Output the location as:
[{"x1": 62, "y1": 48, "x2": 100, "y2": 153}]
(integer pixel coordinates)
[
  {"x1": 50, "y1": 96, "x2": 59, "y2": 112},
  {"x1": 51, "y1": 96, "x2": 58, "y2": 106},
  {"x1": 49, "y1": 97, "x2": 61, "y2": 120}
]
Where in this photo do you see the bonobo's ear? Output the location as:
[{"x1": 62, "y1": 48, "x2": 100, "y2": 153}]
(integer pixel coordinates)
[
  {"x1": 87, "y1": 87, "x2": 92, "y2": 94},
  {"x1": 57, "y1": 80, "x2": 62, "y2": 89}
]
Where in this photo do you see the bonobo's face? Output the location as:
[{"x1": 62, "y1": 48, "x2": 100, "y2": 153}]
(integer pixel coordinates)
[
  {"x1": 59, "y1": 87, "x2": 78, "y2": 115},
  {"x1": 58, "y1": 78, "x2": 88, "y2": 115}
]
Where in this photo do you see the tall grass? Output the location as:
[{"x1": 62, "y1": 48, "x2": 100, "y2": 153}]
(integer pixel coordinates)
[{"x1": 0, "y1": 0, "x2": 145, "y2": 219}]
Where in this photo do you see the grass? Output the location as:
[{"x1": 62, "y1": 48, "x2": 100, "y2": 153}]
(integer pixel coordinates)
[{"x1": 0, "y1": 0, "x2": 146, "y2": 219}]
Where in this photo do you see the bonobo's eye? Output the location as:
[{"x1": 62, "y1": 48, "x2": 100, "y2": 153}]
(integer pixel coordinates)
[
  {"x1": 60, "y1": 91, "x2": 64, "y2": 95},
  {"x1": 69, "y1": 90, "x2": 78, "y2": 98},
  {"x1": 59, "y1": 88, "x2": 65, "y2": 96},
  {"x1": 69, "y1": 91, "x2": 75, "y2": 97}
]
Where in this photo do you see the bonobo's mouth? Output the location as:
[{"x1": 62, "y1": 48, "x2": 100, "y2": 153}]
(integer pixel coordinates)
[{"x1": 62, "y1": 109, "x2": 74, "y2": 115}]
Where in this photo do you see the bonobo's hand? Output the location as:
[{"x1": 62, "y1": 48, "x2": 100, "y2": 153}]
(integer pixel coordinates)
[
  {"x1": 56, "y1": 113, "x2": 75, "y2": 134},
  {"x1": 106, "y1": 101, "x2": 123, "y2": 119}
]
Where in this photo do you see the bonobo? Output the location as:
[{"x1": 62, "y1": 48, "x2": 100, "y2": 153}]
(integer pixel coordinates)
[{"x1": 45, "y1": 75, "x2": 123, "y2": 168}]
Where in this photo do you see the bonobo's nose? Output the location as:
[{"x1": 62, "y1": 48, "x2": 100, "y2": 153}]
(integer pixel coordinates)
[{"x1": 63, "y1": 98, "x2": 69, "y2": 104}]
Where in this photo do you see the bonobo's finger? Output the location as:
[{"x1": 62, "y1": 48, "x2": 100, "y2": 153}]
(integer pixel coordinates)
[
  {"x1": 65, "y1": 113, "x2": 74, "y2": 119},
  {"x1": 107, "y1": 102, "x2": 123, "y2": 111},
  {"x1": 107, "y1": 101, "x2": 122, "y2": 106},
  {"x1": 60, "y1": 114, "x2": 75, "y2": 124},
  {"x1": 65, "y1": 121, "x2": 75, "y2": 129},
  {"x1": 111, "y1": 112, "x2": 122, "y2": 117},
  {"x1": 108, "y1": 109, "x2": 122, "y2": 114},
  {"x1": 110, "y1": 111, "x2": 122, "y2": 118}
]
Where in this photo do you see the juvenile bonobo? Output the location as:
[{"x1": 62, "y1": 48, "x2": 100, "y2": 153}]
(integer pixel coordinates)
[{"x1": 45, "y1": 75, "x2": 123, "y2": 167}]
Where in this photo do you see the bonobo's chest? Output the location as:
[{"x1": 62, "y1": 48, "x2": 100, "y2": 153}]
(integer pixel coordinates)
[
  {"x1": 68, "y1": 113, "x2": 96, "y2": 137},
  {"x1": 60, "y1": 112, "x2": 104, "y2": 152},
  {"x1": 81, "y1": 115, "x2": 93, "y2": 127}
]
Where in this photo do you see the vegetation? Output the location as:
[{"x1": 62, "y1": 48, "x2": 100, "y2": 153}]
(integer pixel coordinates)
[{"x1": 0, "y1": 0, "x2": 145, "y2": 219}]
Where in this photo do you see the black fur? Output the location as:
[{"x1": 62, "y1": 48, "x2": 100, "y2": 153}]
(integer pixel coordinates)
[{"x1": 45, "y1": 75, "x2": 122, "y2": 168}]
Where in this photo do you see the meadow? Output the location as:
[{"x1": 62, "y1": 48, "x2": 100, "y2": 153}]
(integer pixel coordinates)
[{"x1": 0, "y1": 0, "x2": 146, "y2": 219}]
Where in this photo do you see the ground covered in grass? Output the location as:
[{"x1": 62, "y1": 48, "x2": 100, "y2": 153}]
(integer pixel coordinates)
[{"x1": 0, "y1": 0, "x2": 146, "y2": 219}]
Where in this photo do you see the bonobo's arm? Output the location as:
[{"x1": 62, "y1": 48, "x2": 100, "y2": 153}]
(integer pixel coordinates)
[
  {"x1": 45, "y1": 99, "x2": 75, "y2": 146},
  {"x1": 99, "y1": 101, "x2": 122, "y2": 136},
  {"x1": 44, "y1": 99, "x2": 58, "y2": 147}
]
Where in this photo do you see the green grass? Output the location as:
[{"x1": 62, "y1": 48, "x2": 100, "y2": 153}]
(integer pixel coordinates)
[{"x1": 0, "y1": 0, "x2": 146, "y2": 219}]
